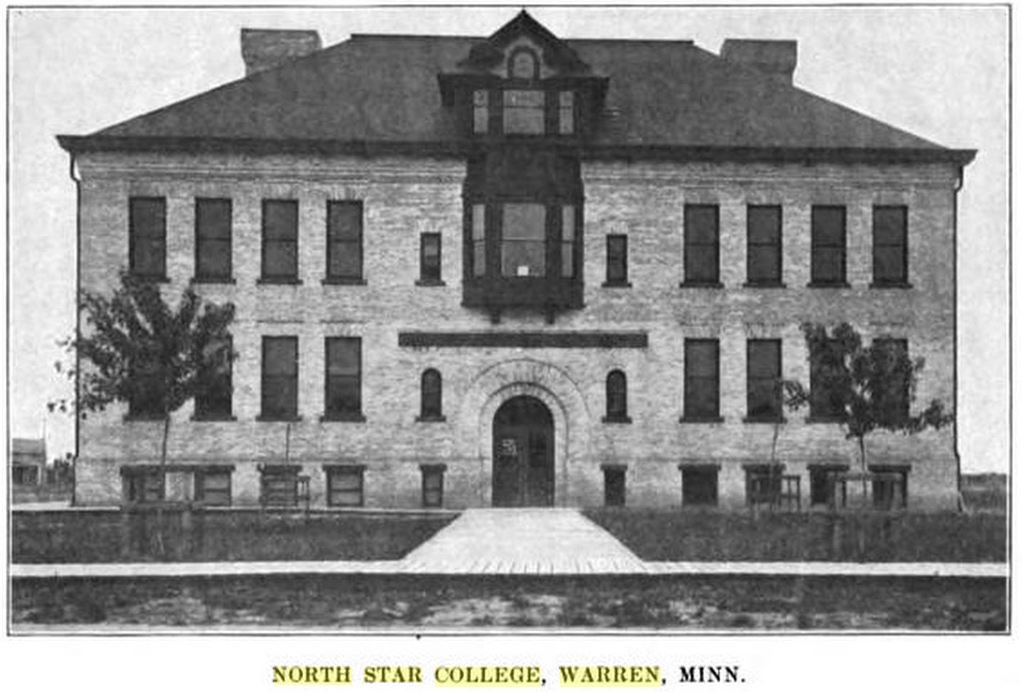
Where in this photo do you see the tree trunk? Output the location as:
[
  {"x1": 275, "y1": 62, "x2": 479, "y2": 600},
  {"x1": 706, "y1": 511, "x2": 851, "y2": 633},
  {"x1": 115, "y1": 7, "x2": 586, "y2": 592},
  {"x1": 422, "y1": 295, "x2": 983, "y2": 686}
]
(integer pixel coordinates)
[
  {"x1": 858, "y1": 435, "x2": 868, "y2": 501},
  {"x1": 154, "y1": 411, "x2": 171, "y2": 557}
]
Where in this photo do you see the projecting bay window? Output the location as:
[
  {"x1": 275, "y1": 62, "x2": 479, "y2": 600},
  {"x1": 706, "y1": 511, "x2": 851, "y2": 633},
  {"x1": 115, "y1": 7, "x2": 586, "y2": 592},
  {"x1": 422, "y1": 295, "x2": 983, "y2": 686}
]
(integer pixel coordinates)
[
  {"x1": 463, "y1": 198, "x2": 583, "y2": 312},
  {"x1": 503, "y1": 90, "x2": 545, "y2": 134}
]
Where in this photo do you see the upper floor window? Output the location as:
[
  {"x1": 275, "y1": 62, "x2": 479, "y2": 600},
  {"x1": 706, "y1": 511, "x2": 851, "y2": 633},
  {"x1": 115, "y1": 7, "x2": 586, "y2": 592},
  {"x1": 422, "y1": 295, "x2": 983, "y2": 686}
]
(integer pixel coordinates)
[
  {"x1": 502, "y1": 203, "x2": 546, "y2": 277},
  {"x1": 194, "y1": 336, "x2": 233, "y2": 421},
  {"x1": 747, "y1": 339, "x2": 782, "y2": 421},
  {"x1": 504, "y1": 90, "x2": 545, "y2": 134},
  {"x1": 605, "y1": 370, "x2": 629, "y2": 422},
  {"x1": 326, "y1": 200, "x2": 363, "y2": 283},
  {"x1": 129, "y1": 357, "x2": 164, "y2": 419},
  {"x1": 605, "y1": 234, "x2": 629, "y2": 286},
  {"x1": 261, "y1": 200, "x2": 299, "y2": 283},
  {"x1": 872, "y1": 338, "x2": 910, "y2": 422},
  {"x1": 261, "y1": 336, "x2": 298, "y2": 420},
  {"x1": 747, "y1": 205, "x2": 782, "y2": 286},
  {"x1": 325, "y1": 337, "x2": 363, "y2": 420},
  {"x1": 509, "y1": 48, "x2": 539, "y2": 79},
  {"x1": 684, "y1": 339, "x2": 720, "y2": 421},
  {"x1": 873, "y1": 206, "x2": 908, "y2": 286},
  {"x1": 684, "y1": 204, "x2": 720, "y2": 286},
  {"x1": 419, "y1": 233, "x2": 442, "y2": 285},
  {"x1": 129, "y1": 197, "x2": 166, "y2": 280},
  {"x1": 811, "y1": 206, "x2": 846, "y2": 286},
  {"x1": 809, "y1": 338, "x2": 844, "y2": 421},
  {"x1": 194, "y1": 198, "x2": 232, "y2": 282},
  {"x1": 420, "y1": 369, "x2": 443, "y2": 421}
]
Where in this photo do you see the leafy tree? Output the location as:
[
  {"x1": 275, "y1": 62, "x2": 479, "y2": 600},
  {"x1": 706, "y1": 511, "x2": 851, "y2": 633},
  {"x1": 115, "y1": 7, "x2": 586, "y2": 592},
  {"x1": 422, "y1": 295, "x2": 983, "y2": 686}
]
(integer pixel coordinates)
[
  {"x1": 801, "y1": 322, "x2": 953, "y2": 498},
  {"x1": 51, "y1": 271, "x2": 236, "y2": 513}
]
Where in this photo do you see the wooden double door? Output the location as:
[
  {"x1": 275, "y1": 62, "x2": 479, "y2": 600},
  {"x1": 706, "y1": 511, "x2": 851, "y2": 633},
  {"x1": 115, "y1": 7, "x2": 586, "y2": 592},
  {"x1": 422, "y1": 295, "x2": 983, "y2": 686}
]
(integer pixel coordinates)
[{"x1": 492, "y1": 396, "x2": 554, "y2": 507}]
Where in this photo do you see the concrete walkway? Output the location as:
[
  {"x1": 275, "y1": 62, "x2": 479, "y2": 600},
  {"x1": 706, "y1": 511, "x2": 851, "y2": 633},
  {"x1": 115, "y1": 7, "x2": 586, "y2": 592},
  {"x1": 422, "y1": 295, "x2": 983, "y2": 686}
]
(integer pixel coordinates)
[{"x1": 10, "y1": 508, "x2": 1009, "y2": 579}]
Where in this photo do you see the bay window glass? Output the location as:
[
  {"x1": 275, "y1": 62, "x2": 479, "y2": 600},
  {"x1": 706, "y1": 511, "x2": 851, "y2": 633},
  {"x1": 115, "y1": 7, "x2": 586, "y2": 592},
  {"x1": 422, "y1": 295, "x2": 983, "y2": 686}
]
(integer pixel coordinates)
[
  {"x1": 501, "y1": 204, "x2": 546, "y2": 277},
  {"x1": 561, "y1": 205, "x2": 576, "y2": 277},
  {"x1": 503, "y1": 90, "x2": 545, "y2": 134}
]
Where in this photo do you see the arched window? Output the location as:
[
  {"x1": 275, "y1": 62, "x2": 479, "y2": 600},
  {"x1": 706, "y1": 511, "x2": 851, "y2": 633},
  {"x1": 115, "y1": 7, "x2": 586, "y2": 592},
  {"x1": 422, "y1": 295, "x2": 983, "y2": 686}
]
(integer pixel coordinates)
[
  {"x1": 420, "y1": 369, "x2": 443, "y2": 420},
  {"x1": 509, "y1": 48, "x2": 539, "y2": 79},
  {"x1": 606, "y1": 370, "x2": 628, "y2": 421}
]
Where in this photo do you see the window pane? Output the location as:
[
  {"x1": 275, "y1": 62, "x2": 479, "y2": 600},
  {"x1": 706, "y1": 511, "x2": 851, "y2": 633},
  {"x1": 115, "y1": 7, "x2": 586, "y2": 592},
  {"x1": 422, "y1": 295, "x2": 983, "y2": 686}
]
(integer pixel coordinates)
[
  {"x1": 473, "y1": 242, "x2": 486, "y2": 277},
  {"x1": 263, "y1": 200, "x2": 298, "y2": 240},
  {"x1": 421, "y1": 234, "x2": 441, "y2": 281},
  {"x1": 685, "y1": 205, "x2": 718, "y2": 243},
  {"x1": 685, "y1": 340, "x2": 719, "y2": 418},
  {"x1": 326, "y1": 338, "x2": 361, "y2": 416},
  {"x1": 607, "y1": 235, "x2": 627, "y2": 283},
  {"x1": 559, "y1": 91, "x2": 575, "y2": 135},
  {"x1": 747, "y1": 206, "x2": 780, "y2": 245},
  {"x1": 328, "y1": 240, "x2": 362, "y2": 279},
  {"x1": 196, "y1": 337, "x2": 232, "y2": 418},
  {"x1": 197, "y1": 238, "x2": 231, "y2": 279},
  {"x1": 329, "y1": 469, "x2": 363, "y2": 507},
  {"x1": 503, "y1": 90, "x2": 545, "y2": 134},
  {"x1": 132, "y1": 238, "x2": 166, "y2": 278},
  {"x1": 262, "y1": 377, "x2": 297, "y2": 418},
  {"x1": 326, "y1": 338, "x2": 360, "y2": 375},
  {"x1": 510, "y1": 51, "x2": 537, "y2": 79},
  {"x1": 874, "y1": 247, "x2": 906, "y2": 283},
  {"x1": 196, "y1": 199, "x2": 231, "y2": 239},
  {"x1": 873, "y1": 207, "x2": 907, "y2": 245},
  {"x1": 747, "y1": 248, "x2": 780, "y2": 284},
  {"x1": 265, "y1": 240, "x2": 297, "y2": 278},
  {"x1": 685, "y1": 245, "x2": 719, "y2": 283},
  {"x1": 422, "y1": 370, "x2": 442, "y2": 417},
  {"x1": 747, "y1": 340, "x2": 780, "y2": 378},
  {"x1": 682, "y1": 468, "x2": 718, "y2": 506},
  {"x1": 502, "y1": 241, "x2": 546, "y2": 277},
  {"x1": 131, "y1": 198, "x2": 165, "y2": 238},
  {"x1": 812, "y1": 207, "x2": 845, "y2": 246},
  {"x1": 812, "y1": 247, "x2": 845, "y2": 283},
  {"x1": 607, "y1": 371, "x2": 627, "y2": 418},
  {"x1": 685, "y1": 205, "x2": 719, "y2": 283},
  {"x1": 503, "y1": 204, "x2": 546, "y2": 239},
  {"x1": 328, "y1": 201, "x2": 362, "y2": 240},
  {"x1": 472, "y1": 204, "x2": 486, "y2": 240},
  {"x1": 264, "y1": 337, "x2": 297, "y2": 376}
]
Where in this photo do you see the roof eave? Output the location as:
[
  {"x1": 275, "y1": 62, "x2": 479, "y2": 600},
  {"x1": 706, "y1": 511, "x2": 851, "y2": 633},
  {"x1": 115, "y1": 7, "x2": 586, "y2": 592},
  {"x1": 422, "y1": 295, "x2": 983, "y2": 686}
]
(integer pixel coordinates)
[{"x1": 56, "y1": 135, "x2": 976, "y2": 166}]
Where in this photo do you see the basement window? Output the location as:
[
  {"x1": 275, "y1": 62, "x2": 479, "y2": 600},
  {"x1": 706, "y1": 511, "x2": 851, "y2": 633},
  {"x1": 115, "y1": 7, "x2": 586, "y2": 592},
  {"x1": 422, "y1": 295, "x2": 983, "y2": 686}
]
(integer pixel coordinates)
[
  {"x1": 602, "y1": 465, "x2": 626, "y2": 507},
  {"x1": 681, "y1": 466, "x2": 718, "y2": 507},
  {"x1": 326, "y1": 465, "x2": 365, "y2": 507},
  {"x1": 421, "y1": 464, "x2": 446, "y2": 508}
]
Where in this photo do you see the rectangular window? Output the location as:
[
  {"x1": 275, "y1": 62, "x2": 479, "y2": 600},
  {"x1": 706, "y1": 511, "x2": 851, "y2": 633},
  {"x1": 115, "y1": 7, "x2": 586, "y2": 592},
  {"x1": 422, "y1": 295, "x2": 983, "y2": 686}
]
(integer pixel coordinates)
[
  {"x1": 745, "y1": 465, "x2": 782, "y2": 505},
  {"x1": 325, "y1": 337, "x2": 362, "y2": 419},
  {"x1": 195, "y1": 469, "x2": 232, "y2": 506},
  {"x1": 684, "y1": 339, "x2": 720, "y2": 420},
  {"x1": 747, "y1": 339, "x2": 782, "y2": 420},
  {"x1": 421, "y1": 465, "x2": 445, "y2": 508},
  {"x1": 129, "y1": 358, "x2": 164, "y2": 419},
  {"x1": 326, "y1": 200, "x2": 363, "y2": 282},
  {"x1": 809, "y1": 465, "x2": 848, "y2": 507},
  {"x1": 420, "y1": 233, "x2": 442, "y2": 284},
  {"x1": 327, "y1": 466, "x2": 364, "y2": 507},
  {"x1": 194, "y1": 198, "x2": 232, "y2": 281},
  {"x1": 471, "y1": 203, "x2": 486, "y2": 277},
  {"x1": 558, "y1": 91, "x2": 575, "y2": 135},
  {"x1": 603, "y1": 466, "x2": 626, "y2": 507},
  {"x1": 123, "y1": 468, "x2": 164, "y2": 504},
  {"x1": 681, "y1": 466, "x2": 719, "y2": 506},
  {"x1": 747, "y1": 205, "x2": 782, "y2": 285},
  {"x1": 809, "y1": 339, "x2": 844, "y2": 420},
  {"x1": 261, "y1": 336, "x2": 298, "y2": 420},
  {"x1": 606, "y1": 235, "x2": 628, "y2": 285},
  {"x1": 194, "y1": 336, "x2": 233, "y2": 420},
  {"x1": 262, "y1": 200, "x2": 299, "y2": 282},
  {"x1": 259, "y1": 465, "x2": 299, "y2": 507},
  {"x1": 811, "y1": 206, "x2": 846, "y2": 285},
  {"x1": 873, "y1": 206, "x2": 908, "y2": 285},
  {"x1": 873, "y1": 338, "x2": 910, "y2": 422},
  {"x1": 870, "y1": 466, "x2": 908, "y2": 510},
  {"x1": 473, "y1": 90, "x2": 489, "y2": 134},
  {"x1": 560, "y1": 205, "x2": 575, "y2": 278},
  {"x1": 503, "y1": 89, "x2": 545, "y2": 134},
  {"x1": 684, "y1": 204, "x2": 720, "y2": 285},
  {"x1": 129, "y1": 197, "x2": 167, "y2": 279},
  {"x1": 501, "y1": 203, "x2": 546, "y2": 277}
]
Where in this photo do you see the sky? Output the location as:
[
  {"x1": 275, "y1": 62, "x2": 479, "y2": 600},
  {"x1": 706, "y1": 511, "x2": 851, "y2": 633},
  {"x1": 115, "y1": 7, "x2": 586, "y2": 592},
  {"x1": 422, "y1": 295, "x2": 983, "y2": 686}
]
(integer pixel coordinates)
[{"x1": 6, "y1": 4, "x2": 1009, "y2": 471}]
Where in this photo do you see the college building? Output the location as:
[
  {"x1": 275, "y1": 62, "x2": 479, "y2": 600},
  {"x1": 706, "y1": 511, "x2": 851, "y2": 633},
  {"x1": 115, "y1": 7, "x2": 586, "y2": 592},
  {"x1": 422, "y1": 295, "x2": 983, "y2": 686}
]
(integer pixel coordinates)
[{"x1": 59, "y1": 11, "x2": 974, "y2": 511}]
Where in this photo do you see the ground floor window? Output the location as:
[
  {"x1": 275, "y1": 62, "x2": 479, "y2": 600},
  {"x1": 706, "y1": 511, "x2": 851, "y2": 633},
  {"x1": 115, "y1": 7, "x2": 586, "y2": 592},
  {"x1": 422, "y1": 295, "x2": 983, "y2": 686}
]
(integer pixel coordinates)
[
  {"x1": 870, "y1": 465, "x2": 909, "y2": 510},
  {"x1": 744, "y1": 464, "x2": 783, "y2": 506},
  {"x1": 195, "y1": 468, "x2": 232, "y2": 506},
  {"x1": 421, "y1": 464, "x2": 446, "y2": 508},
  {"x1": 122, "y1": 467, "x2": 164, "y2": 504},
  {"x1": 259, "y1": 465, "x2": 300, "y2": 507},
  {"x1": 326, "y1": 465, "x2": 365, "y2": 507},
  {"x1": 680, "y1": 465, "x2": 719, "y2": 506},
  {"x1": 809, "y1": 464, "x2": 848, "y2": 507},
  {"x1": 602, "y1": 465, "x2": 626, "y2": 507},
  {"x1": 13, "y1": 465, "x2": 39, "y2": 485}
]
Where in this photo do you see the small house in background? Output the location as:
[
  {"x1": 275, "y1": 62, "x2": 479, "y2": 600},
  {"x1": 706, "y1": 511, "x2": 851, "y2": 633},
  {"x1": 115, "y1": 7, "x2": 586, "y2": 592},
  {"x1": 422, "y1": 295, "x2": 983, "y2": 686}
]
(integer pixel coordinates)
[{"x1": 11, "y1": 438, "x2": 46, "y2": 486}]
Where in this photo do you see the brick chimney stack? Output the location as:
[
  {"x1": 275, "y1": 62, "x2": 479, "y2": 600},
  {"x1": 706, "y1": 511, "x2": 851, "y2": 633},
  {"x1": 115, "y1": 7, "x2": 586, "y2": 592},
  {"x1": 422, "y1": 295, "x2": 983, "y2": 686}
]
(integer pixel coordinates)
[
  {"x1": 720, "y1": 39, "x2": 798, "y2": 83},
  {"x1": 241, "y1": 28, "x2": 322, "y2": 76}
]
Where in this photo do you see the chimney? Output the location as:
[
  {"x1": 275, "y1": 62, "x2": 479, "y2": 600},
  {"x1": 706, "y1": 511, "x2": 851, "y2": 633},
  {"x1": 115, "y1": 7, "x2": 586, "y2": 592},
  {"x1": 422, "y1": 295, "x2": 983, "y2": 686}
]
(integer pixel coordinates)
[
  {"x1": 720, "y1": 39, "x2": 798, "y2": 83},
  {"x1": 241, "y1": 28, "x2": 322, "y2": 76}
]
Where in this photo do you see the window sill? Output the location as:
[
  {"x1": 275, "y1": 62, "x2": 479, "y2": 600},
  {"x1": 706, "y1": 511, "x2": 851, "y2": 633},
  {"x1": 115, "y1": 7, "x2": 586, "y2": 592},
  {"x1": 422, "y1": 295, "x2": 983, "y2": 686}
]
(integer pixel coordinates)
[
  {"x1": 190, "y1": 414, "x2": 237, "y2": 422},
  {"x1": 191, "y1": 277, "x2": 236, "y2": 285},
  {"x1": 743, "y1": 281, "x2": 787, "y2": 289},
  {"x1": 679, "y1": 281, "x2": 724, "y2": 289},
  {"x1": 322, "y1": 277, "x2": 367, "y2": 286},
  {"x1": 602, "y1": 281, "x2": 632, "y2": 288},
  {"x1": 258, "y1": 278, "x2": 303, "y2": 286},
  {"x1": 869, "y1": 282, "x2": 913, "y2": 289},
  {"x1": 415, "y1": 279, "x2": 446, "y2": 287},
  {"x1": 743, "y1": 416, "x2": 787, "y2": 424},
  {"x1": 806, "y1": 281, "x2": 851, "y2": 289},
  {"x1": 256, "y1": 415, "x2": 303, "y2": 422},
  {"x1": 416, "y1": 414, "x2": 447, "y2": 423},
  {"x1": 679, "y1": 416, "x2": 725, "y2": 424},
  {"x1": 320, "y1": 413, "x2": 367, "y2": 423},
  {"x1": 601, "y1": 415, "x2": 632, "y2": 424}
]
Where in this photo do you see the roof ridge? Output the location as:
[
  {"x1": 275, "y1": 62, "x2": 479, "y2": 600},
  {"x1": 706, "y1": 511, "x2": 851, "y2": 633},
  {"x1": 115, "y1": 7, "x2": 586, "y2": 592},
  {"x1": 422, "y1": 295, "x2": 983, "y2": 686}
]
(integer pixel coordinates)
[{"x1": 346, "y1": 33, "x2": 695, "y2": 45}]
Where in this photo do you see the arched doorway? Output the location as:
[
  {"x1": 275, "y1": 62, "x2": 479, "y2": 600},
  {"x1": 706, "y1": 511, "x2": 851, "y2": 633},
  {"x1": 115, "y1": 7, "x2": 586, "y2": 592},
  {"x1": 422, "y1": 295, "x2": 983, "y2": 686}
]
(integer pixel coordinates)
[{"x1": 492, "y1": 396, "x2": 554, "y2": 506}]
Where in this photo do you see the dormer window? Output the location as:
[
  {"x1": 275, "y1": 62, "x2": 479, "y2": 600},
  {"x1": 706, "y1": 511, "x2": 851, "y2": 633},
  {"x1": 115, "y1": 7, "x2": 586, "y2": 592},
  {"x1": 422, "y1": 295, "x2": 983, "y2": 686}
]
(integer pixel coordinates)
[
  {"x1": 509, "y1": 48, "x2": 539, "y2": 79},
  {"x1": 504, "y1": 90, "x2": 545, "y2": 134}
]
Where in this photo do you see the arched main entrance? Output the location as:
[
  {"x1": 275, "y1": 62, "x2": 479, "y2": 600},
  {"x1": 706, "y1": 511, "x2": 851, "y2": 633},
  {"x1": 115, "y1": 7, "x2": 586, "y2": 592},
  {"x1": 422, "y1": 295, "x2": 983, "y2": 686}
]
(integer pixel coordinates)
[{"x1": 492, "y1": 396, "x2": 554, "y2": 507}]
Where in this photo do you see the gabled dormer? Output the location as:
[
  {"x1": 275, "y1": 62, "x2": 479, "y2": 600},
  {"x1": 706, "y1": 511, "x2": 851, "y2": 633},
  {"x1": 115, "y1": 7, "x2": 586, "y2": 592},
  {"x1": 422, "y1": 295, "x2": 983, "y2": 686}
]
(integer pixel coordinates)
[{"x1": 439, "y1": 10, "x2": 608, "y2": 140}]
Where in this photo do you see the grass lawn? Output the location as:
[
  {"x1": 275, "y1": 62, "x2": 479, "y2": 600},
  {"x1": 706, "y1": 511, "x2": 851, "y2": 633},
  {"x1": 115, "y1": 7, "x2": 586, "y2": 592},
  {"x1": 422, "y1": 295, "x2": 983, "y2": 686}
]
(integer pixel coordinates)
[
  {"x1": 11, "y1": 510, "x2": 455, "y2": 563},
  {"x1": 585, "y1": 509, "x2": 1007, "y2": 562},
  {"x1": 11, "y1": 573, "x2": 1006, "y2": 630}
]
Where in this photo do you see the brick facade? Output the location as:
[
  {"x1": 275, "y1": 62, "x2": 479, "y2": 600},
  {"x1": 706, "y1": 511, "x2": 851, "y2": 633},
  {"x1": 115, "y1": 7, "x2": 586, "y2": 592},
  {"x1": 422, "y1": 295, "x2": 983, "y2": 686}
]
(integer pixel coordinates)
[{"x1": 73, "y1": 151, "x2": 960, "y2": 511}]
